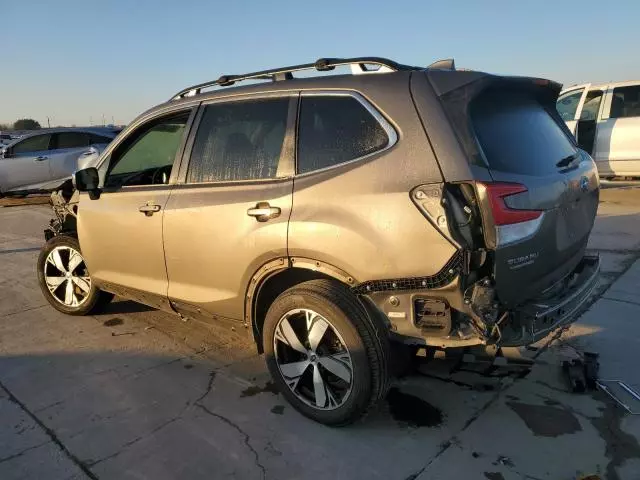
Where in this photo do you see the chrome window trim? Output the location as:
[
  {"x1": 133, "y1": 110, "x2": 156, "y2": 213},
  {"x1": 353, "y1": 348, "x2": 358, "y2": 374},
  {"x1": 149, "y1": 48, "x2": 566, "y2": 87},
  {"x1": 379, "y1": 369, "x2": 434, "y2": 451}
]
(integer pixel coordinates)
[{"x1": 295, "y1": 89, "x2": 398, "y2": 177}]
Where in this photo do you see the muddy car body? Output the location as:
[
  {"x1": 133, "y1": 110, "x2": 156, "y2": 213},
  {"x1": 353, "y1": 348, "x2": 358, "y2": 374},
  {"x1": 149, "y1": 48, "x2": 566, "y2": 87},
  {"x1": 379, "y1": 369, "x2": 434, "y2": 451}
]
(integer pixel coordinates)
[{"x1": 38, "y1": 57, "x2": 600, "y2": 425}]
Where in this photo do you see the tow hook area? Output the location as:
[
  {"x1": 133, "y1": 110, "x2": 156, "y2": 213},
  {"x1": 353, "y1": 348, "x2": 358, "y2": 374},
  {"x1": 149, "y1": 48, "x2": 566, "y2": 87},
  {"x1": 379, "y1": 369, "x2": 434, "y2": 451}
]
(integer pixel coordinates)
[{"x1": 465, "y1": 278, "x2": 508, "y2": 343}]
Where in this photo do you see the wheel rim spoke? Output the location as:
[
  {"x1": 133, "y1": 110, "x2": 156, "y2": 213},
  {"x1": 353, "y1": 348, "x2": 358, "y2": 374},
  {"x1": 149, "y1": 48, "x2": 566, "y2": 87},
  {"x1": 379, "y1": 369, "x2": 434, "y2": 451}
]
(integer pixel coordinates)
[
  {"x1": 72, "y1": 276, "x2": 91, "y2": 293},
  {"x1": 279, "y1": 360, "x2": 310, "y2": 391},
  {"x1": 307, "y1": 316, "x2": 329, "y2": 352},
  {"x1": 275, "y1": 316, "x2": 307, "y2": 354},
  {"x1": 64, "y1": 279, "x2": 77, "y2": 306},
  {"x1": 67, "y1": 251, "x2": 83, "y2": 273},
  {"x1": 318, "y1": 353, "x2": 352, "y2": 383},
  {"x1": 49, "y1": 249, "x2": 66, "y2": 273},
  {"x1": 45, "y1": 276, "x2": 66, "y2": 292},
  {"x1": 312, "y1": 364, "x2": 328, "y2": 408}
]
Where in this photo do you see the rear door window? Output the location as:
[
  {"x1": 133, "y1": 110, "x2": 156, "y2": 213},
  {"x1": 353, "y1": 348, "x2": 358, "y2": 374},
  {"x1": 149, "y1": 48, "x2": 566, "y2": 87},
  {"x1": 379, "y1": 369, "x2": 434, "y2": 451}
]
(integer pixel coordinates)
[
  {"x1": 187, "y1": 98, "x2": 289, "y2": 183},
  {"x1": 89, "y1": 133, "x2": 115, "y2": 144},
  {"x1": 610, "y1": 85, "x2": 640, "y2": 118},
  {"x1": 53, "y1": 132, "x2": 89, "y2": 150},
  {"x1": 471, "y1": 91, "x2": 577, "y2": 175},
  {"x1": 297, "y1": 95, "x2": 389, "y2": 174},
  {"x1": 556, "y1": 89, "x2": 584, "y2": 121}
]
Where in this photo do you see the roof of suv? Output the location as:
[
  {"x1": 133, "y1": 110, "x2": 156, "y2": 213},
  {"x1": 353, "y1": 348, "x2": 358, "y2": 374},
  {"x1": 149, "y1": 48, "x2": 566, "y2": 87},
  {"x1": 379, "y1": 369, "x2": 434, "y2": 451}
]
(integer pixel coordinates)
[{"x1": 142, "y1": 57, "x2": 454, "y2": 118}]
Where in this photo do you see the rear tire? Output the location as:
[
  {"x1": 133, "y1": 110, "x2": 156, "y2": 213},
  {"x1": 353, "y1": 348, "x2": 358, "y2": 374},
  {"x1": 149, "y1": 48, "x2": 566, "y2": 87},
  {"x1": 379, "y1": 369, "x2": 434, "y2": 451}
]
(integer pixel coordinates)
[
  {"x1": 263, "y1": 279, "x2": 389, "y2": 426},
  {"x1": 37, "y1": 235, "x2": 113, "y2": 316}
]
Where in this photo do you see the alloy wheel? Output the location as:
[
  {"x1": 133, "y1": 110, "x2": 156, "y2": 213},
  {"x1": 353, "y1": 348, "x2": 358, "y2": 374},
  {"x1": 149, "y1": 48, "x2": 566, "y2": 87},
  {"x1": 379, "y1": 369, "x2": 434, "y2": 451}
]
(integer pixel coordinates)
[
  {"x1": 43, "y1": 246, "x2": 91, "y2": 307},
  {"x1": 273, "y1": 308, "x2": 353, "y2": 410}
]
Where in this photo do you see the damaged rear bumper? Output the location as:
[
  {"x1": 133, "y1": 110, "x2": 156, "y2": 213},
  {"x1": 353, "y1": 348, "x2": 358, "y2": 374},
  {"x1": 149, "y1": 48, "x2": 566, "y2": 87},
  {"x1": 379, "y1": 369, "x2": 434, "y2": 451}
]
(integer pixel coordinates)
[{"x1": 500, "y1": 255, "x2": 600, "y2": 347}]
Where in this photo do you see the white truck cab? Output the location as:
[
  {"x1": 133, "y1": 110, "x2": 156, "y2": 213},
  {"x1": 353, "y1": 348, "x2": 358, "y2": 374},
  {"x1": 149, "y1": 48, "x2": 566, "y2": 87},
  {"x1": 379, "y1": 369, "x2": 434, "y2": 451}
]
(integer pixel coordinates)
[{"x1": 557, "y1": 81, "x2": 640, "y2": 178}]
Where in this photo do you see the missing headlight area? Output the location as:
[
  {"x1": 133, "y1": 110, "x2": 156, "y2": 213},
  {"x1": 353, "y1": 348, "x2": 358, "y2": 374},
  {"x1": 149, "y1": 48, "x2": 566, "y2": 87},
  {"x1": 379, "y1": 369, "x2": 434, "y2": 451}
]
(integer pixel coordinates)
[{"x1": 46, "y1": 180, "x2": 78, "y2": 240}]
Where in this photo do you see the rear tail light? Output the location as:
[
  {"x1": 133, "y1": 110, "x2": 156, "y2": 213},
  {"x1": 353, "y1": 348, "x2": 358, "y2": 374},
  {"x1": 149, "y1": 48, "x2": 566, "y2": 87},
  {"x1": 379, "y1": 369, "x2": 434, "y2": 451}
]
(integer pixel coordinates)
[
  {"x1": 479, "y1": 182, "x2": 544, "y2": 247},
  {"x1": 483, "y1": 183, "x2": 541, "y2": 226}
]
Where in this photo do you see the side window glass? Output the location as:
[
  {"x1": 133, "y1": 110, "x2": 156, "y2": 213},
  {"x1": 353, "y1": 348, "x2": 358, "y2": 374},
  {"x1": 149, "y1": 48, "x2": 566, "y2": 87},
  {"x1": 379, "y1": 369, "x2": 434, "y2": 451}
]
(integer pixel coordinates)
[
  {"x1": 187, "y1": 98, "x2": 289, "y2": 183},
  {"x1": 12, "y1": 134, "x2": 52, "y2": 155},
  {"x1": 610, "y1": 85, "x2": 640, "y2": 118},
  {"x1": 55, "y1": 132, "x2": 89, "y2": 150},
  {"x1": 556, "y1": 89, "x2": 584, "y2": 121},
  {"x1": 105, "y1": 111, "x2": 190, "y2": 188},
  {"x1": 89, "y1": 133, "x2": 115, "y2": 144},
  {"x1": 579, "y1": 90, "x2": 603, "y2": 121},
  {"x1": 297, "y1": 96, "x2": 389, "y2": 174}
]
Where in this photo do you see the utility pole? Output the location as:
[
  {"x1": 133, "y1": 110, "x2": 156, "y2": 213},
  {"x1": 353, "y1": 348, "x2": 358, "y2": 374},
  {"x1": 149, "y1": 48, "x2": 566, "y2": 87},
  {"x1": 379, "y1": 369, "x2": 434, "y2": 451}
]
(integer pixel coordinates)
[
  {"x1": 101, "y1": 114, "x2": 105, "y2": 126},
  {"x1": 89, "y1": 116, "x2": 93, "y2": 126},
  {"x1": 47, "y1": 117, "x2": 50, "y2": 128}
]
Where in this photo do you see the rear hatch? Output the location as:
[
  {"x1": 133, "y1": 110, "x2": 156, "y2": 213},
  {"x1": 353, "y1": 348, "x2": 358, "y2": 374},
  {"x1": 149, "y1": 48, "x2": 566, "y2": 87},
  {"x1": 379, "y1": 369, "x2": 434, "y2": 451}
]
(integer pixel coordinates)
[{"x1": 427, "y1": 71, "x2": 599, "y2": 306}]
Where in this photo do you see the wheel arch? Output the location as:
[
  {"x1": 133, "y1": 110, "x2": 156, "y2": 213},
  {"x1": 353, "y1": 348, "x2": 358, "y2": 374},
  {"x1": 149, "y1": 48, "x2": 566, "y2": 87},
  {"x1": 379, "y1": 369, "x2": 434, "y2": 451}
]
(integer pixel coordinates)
[{"x1": 246, "y1": 257, "x2": 358, "y2": 353}]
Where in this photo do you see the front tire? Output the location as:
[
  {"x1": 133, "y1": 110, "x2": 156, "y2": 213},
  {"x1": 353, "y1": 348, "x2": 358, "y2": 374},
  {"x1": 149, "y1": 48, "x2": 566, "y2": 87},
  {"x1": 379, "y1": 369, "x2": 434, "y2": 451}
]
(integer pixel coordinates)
[
  {"x1": 263, "y1": 279, "x2": 389, "y2": 426},
  {"x1": 37, "y1": 235, "x2": 113, "y2": 315}
]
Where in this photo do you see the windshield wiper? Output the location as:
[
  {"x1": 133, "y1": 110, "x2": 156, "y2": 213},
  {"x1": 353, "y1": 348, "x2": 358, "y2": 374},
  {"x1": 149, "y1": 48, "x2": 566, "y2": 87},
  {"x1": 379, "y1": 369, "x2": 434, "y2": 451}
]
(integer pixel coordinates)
[{"x1": 556, "y1": 153, "x2": 579, "y2": 168}]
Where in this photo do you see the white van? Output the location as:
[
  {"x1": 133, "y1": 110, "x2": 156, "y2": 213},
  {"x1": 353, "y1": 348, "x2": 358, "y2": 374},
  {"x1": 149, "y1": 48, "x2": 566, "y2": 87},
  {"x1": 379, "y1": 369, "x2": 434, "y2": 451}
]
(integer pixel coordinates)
[{"x1": 557, "y1": 81, "x2": 640, "y2": 177}]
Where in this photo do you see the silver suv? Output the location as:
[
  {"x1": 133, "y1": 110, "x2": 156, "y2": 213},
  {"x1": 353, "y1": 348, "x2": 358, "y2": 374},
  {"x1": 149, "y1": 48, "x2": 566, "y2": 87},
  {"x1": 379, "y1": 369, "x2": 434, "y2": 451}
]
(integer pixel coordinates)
[{"x1": 37, "y1": 57, "x2": 600, "y2": 425}]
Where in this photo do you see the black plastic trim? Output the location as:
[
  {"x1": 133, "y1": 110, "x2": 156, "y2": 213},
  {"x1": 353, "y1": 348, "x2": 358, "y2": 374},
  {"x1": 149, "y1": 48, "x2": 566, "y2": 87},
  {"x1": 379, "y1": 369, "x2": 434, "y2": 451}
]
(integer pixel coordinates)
[{"x1": 352, "y1": 251, "x2": 463, "y2": 294}]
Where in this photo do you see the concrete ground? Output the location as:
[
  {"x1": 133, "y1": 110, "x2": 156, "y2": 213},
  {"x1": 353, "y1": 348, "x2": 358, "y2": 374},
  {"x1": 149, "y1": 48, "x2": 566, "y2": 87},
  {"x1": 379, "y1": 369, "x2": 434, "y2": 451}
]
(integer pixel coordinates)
[{"x1": 1, "y1": 186, "x2": 639, "y2": 480}]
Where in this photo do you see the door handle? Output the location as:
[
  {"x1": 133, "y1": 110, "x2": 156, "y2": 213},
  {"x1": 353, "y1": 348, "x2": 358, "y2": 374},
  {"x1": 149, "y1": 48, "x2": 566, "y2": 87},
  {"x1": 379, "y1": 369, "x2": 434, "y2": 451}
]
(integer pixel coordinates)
[
  {"x1": 247, "y1": 202, "x2": 281, "y2": 222},
  {"x1": 138, "y1": 204, "x2": 161, "y2": 216},
  {"x1": 35, "y1": 156, "x2": 48, "y2": 161}
]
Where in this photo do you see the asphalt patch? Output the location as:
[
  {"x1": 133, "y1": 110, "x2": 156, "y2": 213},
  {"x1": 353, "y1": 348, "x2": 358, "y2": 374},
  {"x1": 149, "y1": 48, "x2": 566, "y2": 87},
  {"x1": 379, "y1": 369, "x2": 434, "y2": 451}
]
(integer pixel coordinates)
[
  {"x1": 507, "y1": 401, "x2": 581, "y2": 437},
  {"x1": 103, "y1": 318, "x2": 124, "y2": 327},
  {"x1": 483, "y1": 473, "x2": 505, "y2": 480},
  {"x1": 386, "y1": 387, "x2": 443, "y2": 428}
]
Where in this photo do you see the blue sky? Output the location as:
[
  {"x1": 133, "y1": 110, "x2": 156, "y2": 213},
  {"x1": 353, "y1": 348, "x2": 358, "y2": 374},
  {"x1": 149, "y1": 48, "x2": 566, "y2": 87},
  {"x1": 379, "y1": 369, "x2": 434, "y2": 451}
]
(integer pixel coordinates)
[{"x1": 2, "y1": 0, "x2": 638, "y2": 126}]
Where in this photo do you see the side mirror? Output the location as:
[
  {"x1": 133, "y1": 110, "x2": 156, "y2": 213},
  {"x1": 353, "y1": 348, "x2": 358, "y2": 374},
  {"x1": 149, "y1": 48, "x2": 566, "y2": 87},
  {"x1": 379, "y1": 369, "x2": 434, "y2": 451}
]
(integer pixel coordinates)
[{"x1": 74, "y1": 167, "x2": 101, "y2": 200}]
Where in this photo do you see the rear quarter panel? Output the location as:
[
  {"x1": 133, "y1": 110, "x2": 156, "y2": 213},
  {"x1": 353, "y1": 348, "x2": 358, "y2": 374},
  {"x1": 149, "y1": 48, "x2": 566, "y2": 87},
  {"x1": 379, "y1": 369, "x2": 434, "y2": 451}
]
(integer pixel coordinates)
[{"x1": 289, "y1": 77, "x2": 457, "y2": 281}]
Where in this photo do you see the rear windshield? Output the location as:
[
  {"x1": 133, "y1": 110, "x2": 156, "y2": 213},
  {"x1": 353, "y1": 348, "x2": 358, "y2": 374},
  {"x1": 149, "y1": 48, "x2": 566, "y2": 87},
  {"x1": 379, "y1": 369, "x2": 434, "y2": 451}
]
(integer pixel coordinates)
[{"x1": 471, "y1": 91, "x2": 577, "y2": 175}]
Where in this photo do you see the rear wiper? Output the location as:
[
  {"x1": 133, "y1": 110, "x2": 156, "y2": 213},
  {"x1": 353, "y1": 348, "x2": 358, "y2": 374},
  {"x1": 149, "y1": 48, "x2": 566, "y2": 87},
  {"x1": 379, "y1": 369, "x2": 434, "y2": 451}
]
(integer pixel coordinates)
[{"x1": 556, "y1": 153, "x2": 579, "y2": 168}]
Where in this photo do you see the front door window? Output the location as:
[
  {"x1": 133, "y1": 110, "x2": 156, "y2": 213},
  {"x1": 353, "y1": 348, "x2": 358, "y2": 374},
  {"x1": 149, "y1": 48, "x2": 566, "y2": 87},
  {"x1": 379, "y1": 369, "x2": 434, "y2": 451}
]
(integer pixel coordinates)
[
  {"x1": 105, "y1": 112, "x2": 189, "y2": 188},
  {"x1": 12, "y1": 134, "x2": 52, "y2": 155},
  {"x1": 556, "y1": 89, "x2": 584, "y2": 121}
]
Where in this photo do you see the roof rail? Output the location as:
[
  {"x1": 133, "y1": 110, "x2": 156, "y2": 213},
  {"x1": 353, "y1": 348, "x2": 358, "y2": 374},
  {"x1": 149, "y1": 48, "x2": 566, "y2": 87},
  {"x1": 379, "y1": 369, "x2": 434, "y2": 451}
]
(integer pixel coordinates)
[{"x1": 170, "y1": 57, "x2": 419, "y2": 101}]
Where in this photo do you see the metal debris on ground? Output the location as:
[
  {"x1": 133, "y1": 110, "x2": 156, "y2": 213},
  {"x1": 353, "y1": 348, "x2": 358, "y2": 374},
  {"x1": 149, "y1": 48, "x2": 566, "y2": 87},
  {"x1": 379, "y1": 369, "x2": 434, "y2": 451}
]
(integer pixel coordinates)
[
  {"x1": 562, "y1": 351, "x2": 599, "y2": 393},
  {"x1": 597, "y1": 380, "x2": 640, "y2": 415}
]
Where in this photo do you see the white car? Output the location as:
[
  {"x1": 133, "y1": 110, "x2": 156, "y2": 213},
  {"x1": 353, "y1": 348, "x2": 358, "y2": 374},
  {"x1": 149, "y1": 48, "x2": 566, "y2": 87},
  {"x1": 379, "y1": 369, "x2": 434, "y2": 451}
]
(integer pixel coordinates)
[
  {"x1": 557, "y1": 81, "x2": 640, "y2": 178},
  {"x1": 0, "y1": 127, "x2": 120, "y2": 195}
]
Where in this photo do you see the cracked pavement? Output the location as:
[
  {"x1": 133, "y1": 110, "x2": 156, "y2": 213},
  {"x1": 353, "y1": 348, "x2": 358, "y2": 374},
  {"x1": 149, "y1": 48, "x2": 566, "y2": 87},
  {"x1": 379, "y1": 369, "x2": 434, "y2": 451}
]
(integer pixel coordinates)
[{"x1": 1, "y1": 185, "x2": 640, "y2": 480}]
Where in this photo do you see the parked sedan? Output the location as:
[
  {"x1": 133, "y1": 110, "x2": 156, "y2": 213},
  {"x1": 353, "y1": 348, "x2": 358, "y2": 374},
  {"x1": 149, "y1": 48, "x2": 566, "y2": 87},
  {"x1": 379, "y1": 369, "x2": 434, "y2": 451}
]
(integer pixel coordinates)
[
  {"x1": 0, "y1": 127, "x2": 120, "y2": 196},
  {"x1": 0, "y1": 134, "x2": 14, "y2": 146},
  {"x1": 557, "y1": 81, "x2": 640, "y2": 178}
]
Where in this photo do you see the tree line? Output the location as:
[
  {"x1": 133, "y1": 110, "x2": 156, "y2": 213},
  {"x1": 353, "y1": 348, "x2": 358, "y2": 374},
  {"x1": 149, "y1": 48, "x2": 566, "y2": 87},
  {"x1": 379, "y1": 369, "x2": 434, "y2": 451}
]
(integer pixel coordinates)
[{"x1": 0, "y1": 119, "x2": 42, "y2": 131}]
